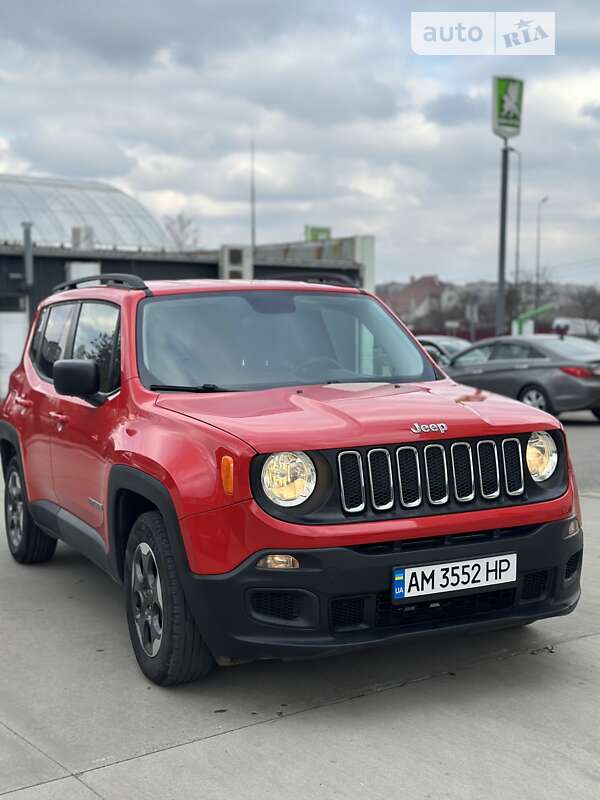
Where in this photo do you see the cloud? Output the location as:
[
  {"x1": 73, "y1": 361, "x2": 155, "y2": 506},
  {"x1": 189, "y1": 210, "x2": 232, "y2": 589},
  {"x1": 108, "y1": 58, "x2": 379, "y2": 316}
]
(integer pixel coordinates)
[
  {"x1": 581, "y1": 103, "x2": 600, "y2": 121},
  {"x1": 0, "y1": 0, "x2": 599, "y2": 286},
  {"x1": 423, "y1": 92, "x2": 486, "y2": 127},
  {"x1": 1, "y1": 0, "x2": 355, "y2": 66},
  {"x1": 13, "y1": 125, "x2": 135, "y2": 179}
]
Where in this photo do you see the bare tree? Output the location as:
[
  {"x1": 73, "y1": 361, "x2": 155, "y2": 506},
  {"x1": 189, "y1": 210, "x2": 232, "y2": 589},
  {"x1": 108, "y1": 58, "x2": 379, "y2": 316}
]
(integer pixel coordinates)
[
  {"x1": 571, "y1": 286, "x2": 600, "y2": 334},
  {"x1": 164, "y1": 212, "x2": 200, "y2": 252}
]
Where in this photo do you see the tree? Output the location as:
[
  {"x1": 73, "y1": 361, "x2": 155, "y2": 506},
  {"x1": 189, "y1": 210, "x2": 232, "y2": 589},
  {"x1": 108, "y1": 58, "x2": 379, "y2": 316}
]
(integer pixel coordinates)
[
  {"x1": 571, "y1": 286, "x2": 600, "y2": 333},
  {"x1": 164, "y1": 212, "x2": 200, "y2": 252}
]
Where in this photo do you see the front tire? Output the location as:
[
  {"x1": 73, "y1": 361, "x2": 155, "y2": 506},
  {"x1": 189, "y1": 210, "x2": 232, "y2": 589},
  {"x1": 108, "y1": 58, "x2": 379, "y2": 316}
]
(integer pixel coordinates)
[
  {"x1": 518, "y1": 385, "x2": 554, "y2": 415},
  {"x1": 4, "y1": 457, "x2": 57, "y2": 564},
  {"x1": 125, "y1": 511, "x2": 214, "y2": 686},
  {"x1": 592, "y1": 408, "x2": 600, "y2": 421}
]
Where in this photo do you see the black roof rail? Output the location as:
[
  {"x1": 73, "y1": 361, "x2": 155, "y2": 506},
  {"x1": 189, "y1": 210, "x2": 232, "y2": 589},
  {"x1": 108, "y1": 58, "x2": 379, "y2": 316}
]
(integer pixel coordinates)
[{"x1": 52, "y1": 273, "x2": 152, "y2": 296}]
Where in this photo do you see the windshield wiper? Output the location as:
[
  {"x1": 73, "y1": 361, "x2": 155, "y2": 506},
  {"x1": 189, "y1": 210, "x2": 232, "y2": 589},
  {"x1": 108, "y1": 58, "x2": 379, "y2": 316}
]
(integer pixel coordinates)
[{"x1": 150, "y1": 383, "x2": 237, "y2": 393}]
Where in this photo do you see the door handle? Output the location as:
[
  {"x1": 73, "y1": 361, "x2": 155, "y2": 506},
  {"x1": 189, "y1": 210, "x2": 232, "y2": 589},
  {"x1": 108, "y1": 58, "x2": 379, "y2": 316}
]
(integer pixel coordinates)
[
  {"x1": 15, "y1": 395, "x2": 33, "y2": 408},
  {"x1": 49, "y1": 411, "x2": 69, "y2": 424}
]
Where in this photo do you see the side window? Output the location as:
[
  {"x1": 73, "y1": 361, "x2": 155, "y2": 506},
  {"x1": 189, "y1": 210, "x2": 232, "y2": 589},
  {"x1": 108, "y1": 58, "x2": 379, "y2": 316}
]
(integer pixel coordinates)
[
  {"x1": 30, "y1": 307, "x2": 49, "y2": 364},
  {"x1": 72, "y1": 303, "x2": 120, "y2": 393},
  {"x1": 38, "y1": 304, "x2": 76, "y2": 380},
  {"x1": 493, "y1": 342, "x2": 531, "y2": 360},
  {"x1": 527, "y1": 346, "x2": 546, "y2": 359},
  {"x1": 454, "y1": 345, "x2": 494, "y2": 365}
]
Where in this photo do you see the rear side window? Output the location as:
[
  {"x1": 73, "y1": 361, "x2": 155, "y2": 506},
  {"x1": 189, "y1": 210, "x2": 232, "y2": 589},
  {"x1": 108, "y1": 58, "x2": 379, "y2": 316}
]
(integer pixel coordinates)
[
  {"x1": 493, "y1": 342, "x2": 532, "y2": 360},
  {"x1": 30, "y1": 308, "x2": 49, "y2": 364},
  {"x1": 454, "y1": 344, "x2": 494, "y2": 365},
  {"x1": 38, "y1": 304, "x2": 77, "y2": 380},
  {"x1": 72, "y1": 302, "x2": 120, "y2": 393}
]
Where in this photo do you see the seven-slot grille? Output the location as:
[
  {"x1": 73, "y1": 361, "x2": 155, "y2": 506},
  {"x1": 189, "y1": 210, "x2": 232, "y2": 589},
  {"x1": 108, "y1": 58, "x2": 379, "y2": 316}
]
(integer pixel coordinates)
[{"x1": 338, "y1": 437, "x2": 525, "y2": 515}]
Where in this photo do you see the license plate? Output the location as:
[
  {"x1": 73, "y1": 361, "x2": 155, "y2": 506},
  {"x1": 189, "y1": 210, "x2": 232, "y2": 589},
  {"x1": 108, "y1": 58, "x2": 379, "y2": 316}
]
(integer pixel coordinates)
[{"x1": 392, "y1": 554, "x2": 517, "y2": 602}]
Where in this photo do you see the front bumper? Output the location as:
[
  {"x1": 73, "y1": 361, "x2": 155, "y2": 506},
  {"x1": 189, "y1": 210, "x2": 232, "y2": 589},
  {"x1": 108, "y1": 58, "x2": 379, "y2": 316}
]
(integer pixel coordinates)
[{"x1": 184, "y1": 516, "x2": 582, "y2": 661}]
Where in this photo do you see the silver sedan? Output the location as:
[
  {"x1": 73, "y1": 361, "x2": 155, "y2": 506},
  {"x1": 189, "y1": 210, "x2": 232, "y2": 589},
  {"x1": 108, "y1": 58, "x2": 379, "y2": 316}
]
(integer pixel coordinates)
[{"x1": 446, "y1": 334, "x2": 600, "y2": 419}]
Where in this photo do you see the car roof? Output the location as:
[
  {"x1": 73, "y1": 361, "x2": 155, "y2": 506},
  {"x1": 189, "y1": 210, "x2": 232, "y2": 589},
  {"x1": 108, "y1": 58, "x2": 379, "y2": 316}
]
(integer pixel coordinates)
[
  {"x1": 520, "y1": 334, "x2": 587, "y2": 342},
  {"x1": 461, "y1": 335, "x2": 549, "y2": 347},
  {"x1": 45, "y1": 278, "x2": 362, "y2": 304},
  {"x1": 418, "y1": 334, "x2": 469, "y2": 343},
  {"x1": 143, "y1": 279, "x2": 361, "y2": 297},
  {"x1": 458, "y1": 334, "x2": 600, "y2": 354}
]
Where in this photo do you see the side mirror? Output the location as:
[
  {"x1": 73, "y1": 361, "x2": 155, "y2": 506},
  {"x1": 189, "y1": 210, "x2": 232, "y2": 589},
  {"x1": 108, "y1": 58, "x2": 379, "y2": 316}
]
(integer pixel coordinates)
[
  {"x1": 425, "y1": 347, "x2": 450, "y2": 367},
  {"x1": 53, "y1": 360, "x2": 103, "y2": 404}
]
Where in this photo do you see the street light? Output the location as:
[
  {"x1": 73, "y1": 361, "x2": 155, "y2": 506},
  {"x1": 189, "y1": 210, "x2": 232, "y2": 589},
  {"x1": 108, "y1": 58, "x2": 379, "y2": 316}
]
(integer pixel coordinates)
[
  {"x1": 508, "y1": 148, "x2": 522, "y2": 291},
  {"x1": 535, "y1": 195, "x2": 549, "y2": 307}
]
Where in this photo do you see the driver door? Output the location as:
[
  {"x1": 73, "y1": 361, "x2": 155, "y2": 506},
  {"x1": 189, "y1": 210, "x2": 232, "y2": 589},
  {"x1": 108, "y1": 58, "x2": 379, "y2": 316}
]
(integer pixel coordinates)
[
  {"x1": 448, "y1": 343, "x2": 497, "y2": 390},
  {"x1": 50, "y1": 301, "x2": 121, "y2": 536}
]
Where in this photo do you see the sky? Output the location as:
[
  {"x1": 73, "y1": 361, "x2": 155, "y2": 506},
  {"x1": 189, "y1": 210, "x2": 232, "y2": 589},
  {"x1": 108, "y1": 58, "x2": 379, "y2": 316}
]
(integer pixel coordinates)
[{"x1": 1, "y1": 1, "x2": 599, "y2": 285}]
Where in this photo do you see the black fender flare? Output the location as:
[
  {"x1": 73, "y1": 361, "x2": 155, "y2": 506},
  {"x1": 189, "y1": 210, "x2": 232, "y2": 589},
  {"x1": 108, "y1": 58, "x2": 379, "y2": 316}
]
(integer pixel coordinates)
[
  {"x1": 0, "y1": 421, "x2": 24, "y2": 478},
  {"x1": 107, "y1": 465, "x2": 214, "y2": 640},
  {"x1": 107, "y1": 464, "x2": 190, "y2": 580}
]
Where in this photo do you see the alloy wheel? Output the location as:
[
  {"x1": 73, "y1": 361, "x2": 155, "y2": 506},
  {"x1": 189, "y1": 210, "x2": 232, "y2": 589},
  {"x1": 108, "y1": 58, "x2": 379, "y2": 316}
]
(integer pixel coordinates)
[
  {"x1": 6, "y1": 470, "x2": 25, "y2": 550},
  {"x1": 521, "y1": 389, "x2": 547, "y2": 410},
  {"x1": 131, "y1": 542, "x2": 164, "y2": 657}
]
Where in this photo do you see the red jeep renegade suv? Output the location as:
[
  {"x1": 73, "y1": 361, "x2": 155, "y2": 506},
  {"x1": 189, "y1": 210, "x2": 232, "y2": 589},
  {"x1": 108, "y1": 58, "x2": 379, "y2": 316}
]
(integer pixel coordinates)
[{"x1": 1, "y1": 274, "x2": 583, "y2": 685}]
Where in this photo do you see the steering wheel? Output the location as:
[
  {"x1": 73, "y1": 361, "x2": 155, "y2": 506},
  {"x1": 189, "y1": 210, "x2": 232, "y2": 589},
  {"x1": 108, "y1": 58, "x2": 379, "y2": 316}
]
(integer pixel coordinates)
[{"x1": 296, "y1": 356, "x2": 342, "y2": 380}]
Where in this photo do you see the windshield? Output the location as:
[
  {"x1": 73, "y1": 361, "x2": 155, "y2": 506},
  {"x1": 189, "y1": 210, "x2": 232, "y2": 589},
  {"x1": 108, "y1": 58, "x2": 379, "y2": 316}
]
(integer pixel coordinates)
[
  {"x1": 435, "y1": 337, "x2": 471, "y2": 355},
  {"x1": 541, "y1": 337, "x2": 600, "y2": 360},
  {"x1": 138, "y1": 290, "x2": 437, "y2": 390}
]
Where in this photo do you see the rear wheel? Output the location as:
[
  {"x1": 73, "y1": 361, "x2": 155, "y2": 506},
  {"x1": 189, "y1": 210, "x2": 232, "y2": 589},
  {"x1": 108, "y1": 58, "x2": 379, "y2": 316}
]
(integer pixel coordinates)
[
  {"x1": 592, "y1": 408, "x2": 600, "y2": 421},
  {"x1": 125, "y1": 510, "x2": 214, "y2": 686},
  {"x1": 518, "y1": 385, "x2": 554, "y2": 415},
  {"x1": 4, "y1": 457, "x2": 57, "y2": 564}
]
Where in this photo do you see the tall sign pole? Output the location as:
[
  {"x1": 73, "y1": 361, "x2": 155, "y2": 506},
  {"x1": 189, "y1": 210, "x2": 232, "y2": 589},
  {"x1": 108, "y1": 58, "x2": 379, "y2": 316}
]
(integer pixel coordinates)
[
  {"x1": 22, "y1": 221, "x2": 34, "y2": 322},
  {"x1": 493, "y1": 76, "x2": 524, "y2": 336},
  {"x1": 496, "y1": 141, "x2": 509, "y2": 335},
  {"x1": 250, "y1": 140, "x2": 256, "y2": 256}
]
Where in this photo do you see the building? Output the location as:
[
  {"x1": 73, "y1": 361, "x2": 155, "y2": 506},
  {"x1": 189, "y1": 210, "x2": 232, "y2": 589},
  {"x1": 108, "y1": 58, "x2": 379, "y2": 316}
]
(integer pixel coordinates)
[
  {"x1": 0, "y1": 174, "x2": 374, "y2": 394},
  {"x1": 377, "y1": 275, "x2": 460, "y2": 328}
]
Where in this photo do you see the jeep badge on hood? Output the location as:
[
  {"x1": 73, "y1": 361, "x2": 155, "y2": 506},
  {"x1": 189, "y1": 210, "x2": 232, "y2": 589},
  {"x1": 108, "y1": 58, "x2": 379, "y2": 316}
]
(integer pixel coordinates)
[{"x1": 411, "y1": 423, "x2": 448, "y2": 434}]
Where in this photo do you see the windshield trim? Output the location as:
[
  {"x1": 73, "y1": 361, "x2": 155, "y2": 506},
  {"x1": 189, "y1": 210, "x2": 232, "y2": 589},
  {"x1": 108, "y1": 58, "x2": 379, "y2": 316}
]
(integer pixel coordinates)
[{"x1": 135, "y1": 289, "x2": 441, "y2": 391}]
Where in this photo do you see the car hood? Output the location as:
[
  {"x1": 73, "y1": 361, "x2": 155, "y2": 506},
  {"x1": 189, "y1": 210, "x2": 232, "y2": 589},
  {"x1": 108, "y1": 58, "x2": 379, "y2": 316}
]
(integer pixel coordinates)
[{"x1": 155, "y1": 380, "x2": 558, "y2": 453}]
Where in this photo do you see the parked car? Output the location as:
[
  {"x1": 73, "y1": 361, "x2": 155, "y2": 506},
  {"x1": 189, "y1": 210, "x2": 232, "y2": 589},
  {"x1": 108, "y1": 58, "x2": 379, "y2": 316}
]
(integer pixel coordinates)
[
  {"x1": 553, "y1": 317, "x2": 600, "y2": 339},
  {"x1": 1, "y1": 275, "x2": 583, "y2": 685},
  {"x1": 417, "y1": 334, "x2": 471, "y2": 360},
  {"x1": 447, "y1": 334, "x2": 600, "y2": 418}
]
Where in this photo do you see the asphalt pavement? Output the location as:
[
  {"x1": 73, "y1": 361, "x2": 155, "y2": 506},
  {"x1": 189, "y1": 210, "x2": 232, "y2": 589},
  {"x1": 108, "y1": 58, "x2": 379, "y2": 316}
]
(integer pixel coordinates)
[{"x1": 1, "y1": 413, "x2": 598, "y2": 799}]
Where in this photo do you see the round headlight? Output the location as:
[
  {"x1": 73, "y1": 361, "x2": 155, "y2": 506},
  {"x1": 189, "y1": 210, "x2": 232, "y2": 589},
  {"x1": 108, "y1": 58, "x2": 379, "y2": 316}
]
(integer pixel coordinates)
[
  {"x1": 261, "y1": 452, "x2": 317, "y2": 507},
  {"x1": 526, "y1": 431, "x2": 558, "y2": 483}
]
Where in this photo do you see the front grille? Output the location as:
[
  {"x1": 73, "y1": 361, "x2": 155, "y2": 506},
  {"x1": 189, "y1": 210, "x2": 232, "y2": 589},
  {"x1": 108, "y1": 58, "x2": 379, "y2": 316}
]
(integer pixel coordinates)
[
  {"x1": 502, "y1": 439, "x2": 525, "y2": 495},
  {"x1": 330, "y1": 564, "x2": 562, "y2": 635},
  {"x1": 565, "y1": 550, "x2": 582, "y2": 580},
  {"x1": 374, "y1": 588, "x2": 515, "y2": 629},
  {"x1": 338, "y1": 451, "x2": 365, "y2": 512},
  {"x1": 338, "y1": 436, "x2": 525, "y2": 517},
  {"x1": 424, "y1": 444, "x2": 449, "y2": 504},
  {"x1": 367, "y1": 449, "x2": 394, "y2": 510},
  {"x1": 477, "y1": 441, "x2": 500, "y2": 499},
  {"x1": 451, "y1": 443, "x2": 475, "y2": 501},
  {"x1": 348, "y1": 524, "x2": 538, "y2": 556},
  {"x1": 397, "y1": 447, "x2": 421, "y2": 507},
  {"x1": 331, "y1": 596, "x2": 366, "y2": 631},
  {"x1": 521, "y1": 570, "x2": 548, "y2": 601},
  {"x1": 250, "y1": 590, "x2": 302, "y2": 621}
]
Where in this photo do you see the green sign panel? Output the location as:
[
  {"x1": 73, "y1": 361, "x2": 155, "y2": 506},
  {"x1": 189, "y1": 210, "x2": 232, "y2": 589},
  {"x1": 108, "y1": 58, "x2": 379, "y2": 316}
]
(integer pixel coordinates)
[
  {"x1": 493, "y1": 76, "x2": 524, "y2": 139},
  {"x1": 304, "y1": 225, "x2": 331, "y2": 242}
]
